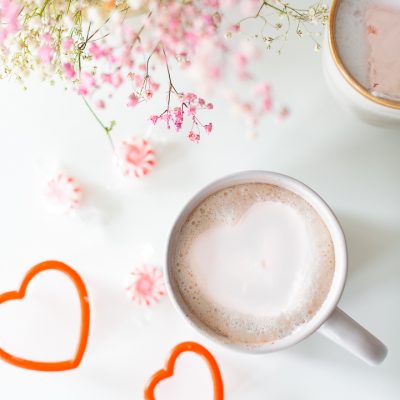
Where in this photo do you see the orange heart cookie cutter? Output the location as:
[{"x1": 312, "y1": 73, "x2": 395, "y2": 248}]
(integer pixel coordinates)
[
  {"x1": 0, "y1": 260, "x2": 90, "y2": 372},
  {"x1": 144, "y1": 341, "x2": 224, "y2": 400}
]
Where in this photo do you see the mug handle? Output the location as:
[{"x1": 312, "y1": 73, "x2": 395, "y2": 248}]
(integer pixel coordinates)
[{"x1": 318, "y1": 307, "x2": 388, "y2": 366}]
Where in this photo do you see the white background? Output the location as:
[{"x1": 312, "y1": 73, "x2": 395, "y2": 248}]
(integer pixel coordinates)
[{"x1": 0, "y1": 21, "x2": 399, "y2": 400}]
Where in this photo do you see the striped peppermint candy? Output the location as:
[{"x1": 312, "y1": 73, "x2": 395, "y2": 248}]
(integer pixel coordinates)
[
  {"x1": 42, "y1": 173, "x2": 82, "y2": 213},
  {"x1": 126, "y1": 264, "x2": 165, "y2": 306},
  {"x1": 116, "y1": 137, "x2": 155, "y2": 178}
]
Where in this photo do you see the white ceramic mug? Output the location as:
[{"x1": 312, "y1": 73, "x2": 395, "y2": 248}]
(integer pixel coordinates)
[
  {"x1": 322, "y1": 0, "x2": 400, "y2": 128},
  {"x1": 165, "y1": 171, "x2": 388, "y2": 366}
]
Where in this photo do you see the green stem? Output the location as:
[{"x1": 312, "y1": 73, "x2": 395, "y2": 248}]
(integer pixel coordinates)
[
  {"x1": 82, "y1": 97, "x2": 115, "y2": 151},
  {"x1": 263, "y1": 2, "x2": 284, "y2": 14},
  {"x1": 38, "y1": 0, "x2": 51, "y2": 17}
]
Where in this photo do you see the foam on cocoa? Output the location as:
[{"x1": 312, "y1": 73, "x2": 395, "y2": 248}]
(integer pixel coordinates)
[{"x1": 172, "y1": 183, "x2": 335, "y2": 346}]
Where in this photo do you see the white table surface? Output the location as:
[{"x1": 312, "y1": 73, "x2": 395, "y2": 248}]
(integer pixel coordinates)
[{"x1": 0, "y1": 28, "x2": 399, "y2": 400}]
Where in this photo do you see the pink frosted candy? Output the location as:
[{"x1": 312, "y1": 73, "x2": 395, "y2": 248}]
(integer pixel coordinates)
[
  {"x1": 42, "y1": 173, "x2": 82, "y2": 213},
  {"x1": 116, "y1": 137, "x2": 155, "y2": 178},
  {"x1": 126, "y1": 265, "x2": 165, "y2": 306}
]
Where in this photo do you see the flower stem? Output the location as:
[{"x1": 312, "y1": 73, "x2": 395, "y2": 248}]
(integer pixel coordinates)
[
  {"x1": 38, "y1": 0, "x2": 51, "y2": 17},
  {"x1": 82, "y1": 97, "x2": 115, "y2": 151}
]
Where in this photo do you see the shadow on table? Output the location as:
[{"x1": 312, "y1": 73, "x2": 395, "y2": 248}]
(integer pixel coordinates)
[{"x1": 337, "y1": 212, "x2": 400, "y2": 278}]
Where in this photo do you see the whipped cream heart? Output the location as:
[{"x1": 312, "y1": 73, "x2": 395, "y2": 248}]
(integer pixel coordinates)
[{"x1": 172, "y1": 183, "x2": 335, "y2": 346}]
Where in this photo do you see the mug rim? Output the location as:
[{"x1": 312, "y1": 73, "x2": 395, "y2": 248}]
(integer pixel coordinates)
[
  {"x1": 165, "y1": 171, "x2": 348, "y2": 354},
  {"x1": 328, "y1": 0, "x2": 400, "y2": 110}
]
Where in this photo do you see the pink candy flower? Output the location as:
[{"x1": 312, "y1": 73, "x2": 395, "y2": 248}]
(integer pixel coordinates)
[
  {"x1": 126, "y1": 264, "x2": 165, "y2": 306},
  {"x1": 116, "y1": 137, "x2": 155, "y2": 178}
]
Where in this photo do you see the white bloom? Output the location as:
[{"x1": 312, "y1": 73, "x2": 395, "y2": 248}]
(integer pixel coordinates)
[
  {"x1": 29, "y1": 16, "x2": 42, "y2": 29},
  {"x1": 128, "y1": 0, "x2": 146, "y2": 9},
  {"x1": 86, "y1": 6, "x2": 103, "y2": 25},
  {"x1": 62, "y1": 15, "x2": 75, "y2": 30}
]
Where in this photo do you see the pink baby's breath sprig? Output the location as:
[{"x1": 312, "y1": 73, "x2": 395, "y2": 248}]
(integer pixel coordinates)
[
  {"x1": 126, "y1": 264, "x2": 165, "y2": 306},
  {"x1": 42, "y1": 173, "x2": 82, "y2": 214},
  {"x1": 115, "y1": 137, "x2": 155, "y2": 178},
  {"x1": 150, "y1": 88, "x2": 214, "y2": 143},
  {"x1": 0, "y1": 0, "x2": 298, "y2": 148}
]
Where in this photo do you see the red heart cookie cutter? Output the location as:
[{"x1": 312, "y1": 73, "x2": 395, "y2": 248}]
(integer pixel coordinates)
[
  {"x1": 0, "y1": 260, "x2": 90, "y2": 371},
  {"x1": 144, "y1": 341, "x2": 224, "y2": 400}
]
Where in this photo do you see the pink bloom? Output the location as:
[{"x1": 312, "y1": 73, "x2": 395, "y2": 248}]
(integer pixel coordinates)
[
  {"x1": 133, "y1": 74, "x2": 143, "y2": 88},
  {"x1": 108, "y1": 54, "x2": 118, "y2": 64},
  {"x1": 235, "y1": 53, "x2": 247, "y2": 68},
  {"x1": 262, "y1": 98, "x2": 273, "y2": 112},
  {"x1": 149, "y1": 115, "x2": 159, "y2": 125},
  {"x1": 144, "y1": 89, "x2": 153, "y2": 100},
  {"x1": 111, "y1": 73, "x2": 123, "y2": 88},
  {"x1": 77, "y1": 73, "x2": 96, "y2": 95},
  {"x1": 174, "y1": 121, "x2": 183, "y2": 131},
  {"x1": 63, "y1": 37, "x2": 74, "y2": 51},
  {"x1": 81, "y1": 72, "x2": 96, "y2": 88},
  {"x1": 127, "y1": 93, "x2": 139, "y2": 107},
  {"x1": 77, "y1": 85, "x2": 89, "y2": 96},
  {"x1": 254, "y1": 82, "x2": 271, "y2": 97},
  {"x1": 96, "y1": 99, "x2": 106, "y2": 109},
  {"x1": 231, "y1": 23, "x2": 240, "y2": 33},
  {"x1": 277, "y1": 106, "x2": 290, "y2": 122},
  {"x1": 63, "y1": 63, "x2": 76, "y2": 80},
  {"x1": 204, "y1": 123, "x2": 213, "y2": 134},
  {"x1": 183, "y1": 92, "x2": 197, "y2": 103},
  {"x1": 187, "y1": 131, "x2": 200, "y2": 143},
  {"x1": 173, "y1": 107, "x2": 184, "y2": 131},
  {"x1": 0, "y1": 0, "x2": 19, "y2": 41},
  {"x1": 150, "y1": 81, "x2": 160, "y2": 92},
  {"x1": 160, "y1": 112, "x2": 171, "y2": 122},
  {"x1": 38, "y1": 44, "x2": 54, "y2": 64},
  {"x1": 241, "y1": 102, "x2": 253, "y2": 114},
  {"x1": 89, "y1": 42, "x2": 104, "y2": 59},
  {"x1": 184, "y1": 31, "x2": 199, "y2": 46},
  {"x1": 42, "y1": 32, "x2": 52, "y2": 42},
  {"x1": 204, "y1": 0, "x2": 220, "y2": 10},
  {"x1": 101, "y1": 73, "x2": 113, "y2": 84},
  {"x1": 126, "y1": 265, "x2": 165, "y2": 306},
  {"x1": 208, "y1": 66, "x2": 221, "y2": 80},
  {"x1": 173, "y1": 107, "x2": 183, "y2": 119},
  {"x1": 206, "y1": 103, "x2": 214, "y2": 109}
]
